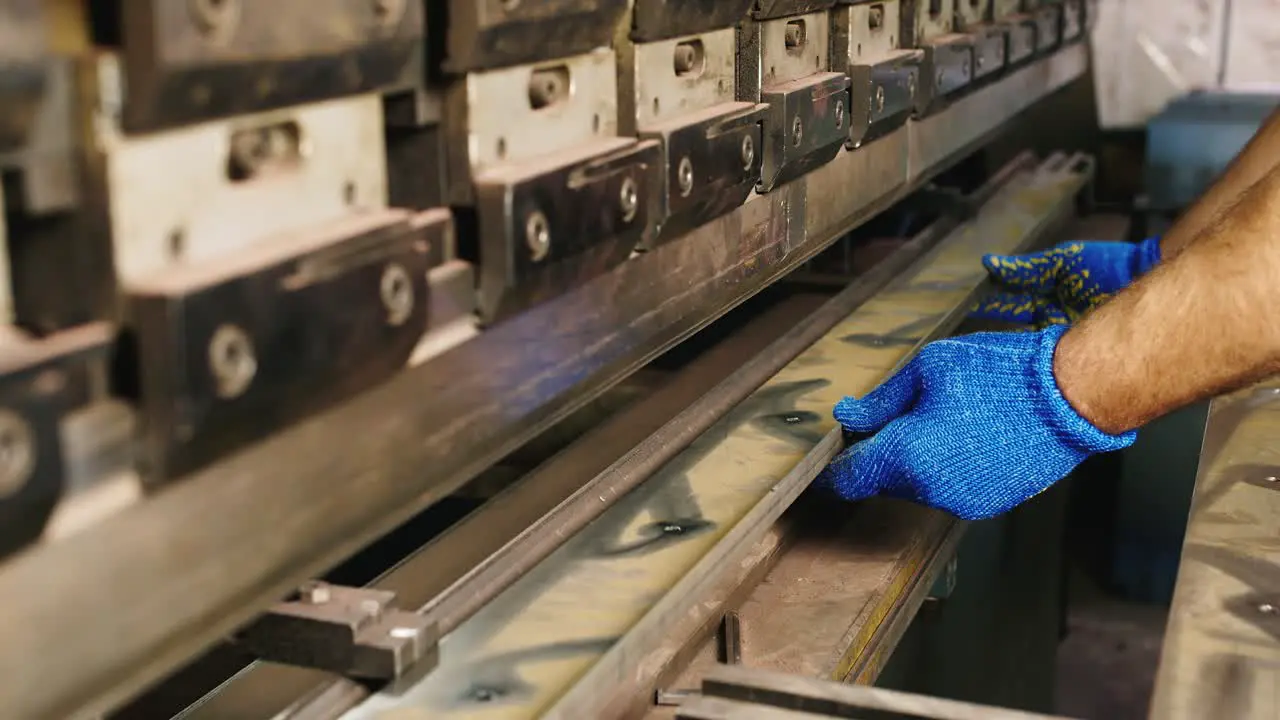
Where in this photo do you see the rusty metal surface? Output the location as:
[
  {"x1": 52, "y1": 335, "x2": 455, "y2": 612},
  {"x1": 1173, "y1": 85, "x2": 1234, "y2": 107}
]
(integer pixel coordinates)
[
  {"x1": 336, "y1": 154, "x2": 1089, "y2": 720},
  {"x1": 1150, "y1": 384, "x2": 1280, "y2": 720},
  {"x1": 0, "y1": 47, "x2": 1086, "y2": 720}
]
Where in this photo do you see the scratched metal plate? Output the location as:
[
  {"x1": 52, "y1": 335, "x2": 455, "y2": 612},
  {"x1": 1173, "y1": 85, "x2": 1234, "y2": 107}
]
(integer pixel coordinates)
[
  {"x1": 339, "y1": 157, "x2": 1088, "y2": 720},
  {"x1": 1151, "y1": 385, "x2": 1280, "y2": 720}
]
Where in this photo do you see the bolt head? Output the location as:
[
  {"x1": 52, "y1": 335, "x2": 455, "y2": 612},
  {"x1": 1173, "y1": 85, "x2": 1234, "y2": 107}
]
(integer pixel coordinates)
[
  {"x1": 619, "y1": 177, "x2": 640, "y2": 222},
  {"x1": 677, "y1": 156, "x2": 694, "y2": 197},
  {"x1": 740, "y1": 135, "x2": 756, "y2": 170},
  {"x1": 524, "y1": 210, "x2": 551, "y2": 262},
  {"x1": 791, "y1": 117, "x2": 804, "y2": 147},
  {"x1": 380, "y1": 263, "x2": 414, "y2": 326}
]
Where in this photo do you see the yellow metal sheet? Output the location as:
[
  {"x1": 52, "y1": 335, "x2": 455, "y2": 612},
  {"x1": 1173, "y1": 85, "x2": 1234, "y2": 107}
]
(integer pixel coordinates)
[{"x1": 342, "y1": 159, "x2": 1088, "y2": 720}]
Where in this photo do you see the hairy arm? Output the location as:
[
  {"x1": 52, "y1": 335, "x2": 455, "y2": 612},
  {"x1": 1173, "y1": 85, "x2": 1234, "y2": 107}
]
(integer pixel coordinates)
[
  {"x1": 1159, "y1": 105, "x2": 1280, "y2": 258},
  {"x1": 1056, "y1": 162, "x2": 1280, "y2": 434}
]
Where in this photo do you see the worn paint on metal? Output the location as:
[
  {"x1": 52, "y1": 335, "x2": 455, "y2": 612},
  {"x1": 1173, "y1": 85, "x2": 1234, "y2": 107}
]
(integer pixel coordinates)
[{"x1": 341, "y1": 160, "x2": 1088, "y2": 720}]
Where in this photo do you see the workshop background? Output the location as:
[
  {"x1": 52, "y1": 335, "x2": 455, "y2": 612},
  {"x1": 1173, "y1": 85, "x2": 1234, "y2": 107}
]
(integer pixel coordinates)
[{"x1": 877, "y1": 1, "x2": 1280, "y2": 716}]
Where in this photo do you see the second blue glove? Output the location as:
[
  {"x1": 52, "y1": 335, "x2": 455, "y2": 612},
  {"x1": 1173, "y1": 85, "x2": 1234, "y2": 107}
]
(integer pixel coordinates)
[{"x1": 819, "y1": 326, "x2": 1137, "y2": 520}]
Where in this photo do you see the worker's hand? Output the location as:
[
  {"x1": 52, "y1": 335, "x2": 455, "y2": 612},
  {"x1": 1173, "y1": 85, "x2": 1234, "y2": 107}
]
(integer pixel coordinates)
[
  {"x1": 817, "y1": 326, "x2": 1136, "y2": 520},
  {"x1": 971, "y1": 237, "x2": 1161, "y2": 326}
]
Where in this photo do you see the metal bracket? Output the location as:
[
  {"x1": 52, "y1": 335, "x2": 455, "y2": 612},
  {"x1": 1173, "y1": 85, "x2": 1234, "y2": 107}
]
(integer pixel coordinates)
[
  {"x1": 473, "y1": 139, "x2": 662, "y2": 322},
  {"x1": 641, "y1": 103, "x2": 767, "y2": 245},
  {"x1": 914, "y1": 35, "x2": 975, "y2": 117},
  {"x1": 238, "y1": 581, "x2": 438, "y2": 681},
  {"x1": 632, "y1": 0, "x2": 756, "y2": 41},
  {"x1": 759, "y1": 73, "x2": 851, "y2": 192}
]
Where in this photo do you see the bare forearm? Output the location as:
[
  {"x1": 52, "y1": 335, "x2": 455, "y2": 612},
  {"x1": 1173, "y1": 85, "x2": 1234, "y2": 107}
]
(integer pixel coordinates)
[
  {"x1": 1056, "y1": 164, "x2": 1280, "y2": 434},
  {"x1": 1160, "y1": 105, "x2": 1280, "y2": 258}
]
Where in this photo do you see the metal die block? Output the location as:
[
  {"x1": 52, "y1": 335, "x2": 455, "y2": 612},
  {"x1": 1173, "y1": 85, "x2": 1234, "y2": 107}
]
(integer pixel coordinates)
[
  {"x1": 1031, "y1": 4, "x2": 1062, "y2": 53},
  {"x1": 444, "y1": 0, "x2": 628, "y2": 72},
  {"x1": 909, "y1": 0, "x2": 955, "y2": 44},
  {"x1": 759, "y1": 72, "x2": 850, "y2": 192},
  {"x1": 0, "y1": 0, "x2": 48, "y2": 155},
  {"x1": 969, "y1": 25, "x2": 1007, "y2": 81},
  {"x1": 238, "y1": 582, "x2": 438, "y2": 680},
  {"x1": 759, "y1": 11, "x2": 832, "y2": 86},
  {"x1": 101, "y1": 93, "x2": 388, "y2": 289},
  {"x1": 0, "y1": 323, "x2": 114, "y2": 559},
  {"x1": 833, "y1": 1, "x2": 904, "y2": 66},
  {"x1": 999, "y1": 16, "x2": 1038, "y2": 67},
  {"x1": 630, "y1": 29, "x2": 739, "y2": 131},
  {"x1": 752, "y1": 0, "x2": 838, "y2": 21},
  {"x1": 913, "y1": 34, "x2": 974, "y2": 117},
  {"x1": 473, "y1": 138, "x2": 662, "y2": 323},
  {"x1": 119, "y1": 0, "x2": 423, "y2": 132},
  {"x1": 126, "y1": 209, "x2": 443, "y2": 483},
  {"x1": 640, "y1": 102, "x2": 767, "y2": 244},
  {"x1": 846, "y1": 49, "x2": 922, "y2": 148},
  {"x1": 445, "y1": 49, "x2": 619, "y2": 205},
  {"x1": 632, "y1": 0, "x2": 756, "y2": 42},
  {"x1": 1061, "y1": 0, "x2": 1083, "y2": 41},
  {"x1": 955, "y1": 0, "x2": 992, "y2": 28}
]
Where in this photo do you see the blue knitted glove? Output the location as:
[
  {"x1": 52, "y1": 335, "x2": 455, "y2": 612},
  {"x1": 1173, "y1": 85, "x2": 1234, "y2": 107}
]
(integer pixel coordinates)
[
  {"x1": 818, "y1": 326, "x2": 1136, "y2": 520},
  {"x1": 971, "y1": 237, "x2": 1161, "y2": 326}
]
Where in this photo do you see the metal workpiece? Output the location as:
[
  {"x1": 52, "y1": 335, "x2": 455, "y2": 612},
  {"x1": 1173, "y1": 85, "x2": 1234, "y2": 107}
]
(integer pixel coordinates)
[
  {"x1": 116, "y1": 0, "x2": 424, "y2": 132},
  {"x1": 126, "y1": 208, "x2": 445, "y2": 483},
  {"x1": 98, "y1": 91, "x2": 389, "y2": 289},
  {"x1": 1150, "y1": 385, "x2": 1280, "y2": 720},
  {"x1": 238, "y1": 582, "x2": 438, "y2": 681},
  {"x1": 832, "y1": 1, "x2": 921, "y2": 148},
  {"x1": 336, "y1": 154, "x2": 1089, "y2": 720},
  {"x1": 913, "y1": 35, "x2": 976, "y2": 116},
  {"x1": 0, "y1": 0, "x2": 49, "y2": 154},
  {"x1": 441, "y1": 0, "x2": 628, "y2": 72},
  {"x1": 0, "y1": 48, "x2": 1086, "y2": 720},
  {"x1": 472, "y1": 137, "x2": 662, "y2": 322},
  {"x1": 0, "y1": 56, "x2": 80, "y2": 216},
  {"x1": 631, "y1": 0, "x2": 756, "y2": 42},
  {"x1": 752, "y1": 0, "x2": 838, "y2": 21},
  {"x1": 684, "y1": 665, "x2": 1073, "y2": 719},
  {"x1": 0, "y1": 323, "x2": 116, "y2": 560}
]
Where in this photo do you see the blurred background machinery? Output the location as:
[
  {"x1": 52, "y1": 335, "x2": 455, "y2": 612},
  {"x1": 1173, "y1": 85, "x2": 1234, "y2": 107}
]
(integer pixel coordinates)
[{"x1": 0, "y1": 2, "x2": 1275, "y2": 719}]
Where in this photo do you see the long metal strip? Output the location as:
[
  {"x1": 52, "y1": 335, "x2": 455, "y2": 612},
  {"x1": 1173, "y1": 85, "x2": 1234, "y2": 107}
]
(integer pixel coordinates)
[
  {"x1": 1150, "y1": 383, "x2": 1280, "y2": 720},
  {"x1": 0, "y1": 45, "x2": 1087, "y2": 720},
  {"x1": 337, "y1": 155, "x2": 1089, "y2": 720}
]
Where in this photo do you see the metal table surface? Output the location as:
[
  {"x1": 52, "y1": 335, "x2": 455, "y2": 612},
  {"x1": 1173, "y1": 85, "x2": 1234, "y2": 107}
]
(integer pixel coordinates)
[
  {"x1": 1150, "y1": 384, "x2": 1280, "y2": 720},
  {"x1": 0, "y1": 44, "x2": 1087, "y2": 720}
]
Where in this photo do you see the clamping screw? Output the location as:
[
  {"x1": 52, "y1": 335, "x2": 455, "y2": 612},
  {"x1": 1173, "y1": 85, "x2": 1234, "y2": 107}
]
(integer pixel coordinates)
[
  {"x1": 619, "y1": 177, "x2": 639, "y2": 222},
  {"x1": 875, "y1": 85, "x2": 886, "y2": 112},
  {"x1": 741, "y1": 135, "x2": 756, "y2": 171},
  {"x1": 209, "y1": 324, "x2": 256, "y2": 399},
  {"x1": 525, "y1": 210, "x2": 551, "y2": 262},
  {"x1": 791, "y1": 117, "x2": 804, "y2": 147},
  {"x1": 677, "y1": 156, "x2": 695, "y2": 197},
  {"x1": 834, "y1": 101, "x2": 845, "y2": 129},
  {"x1": 380, "y1": 263, "x2": 414, "y2": 326}
]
